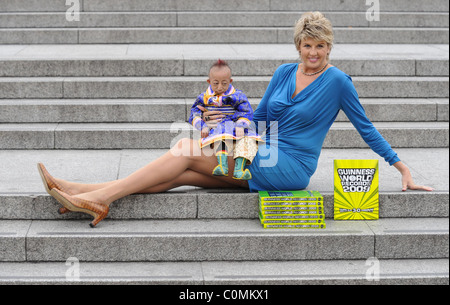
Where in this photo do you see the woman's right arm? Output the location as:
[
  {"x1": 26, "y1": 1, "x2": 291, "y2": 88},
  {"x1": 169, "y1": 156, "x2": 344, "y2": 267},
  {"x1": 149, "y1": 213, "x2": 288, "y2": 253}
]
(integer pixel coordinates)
[
  {"x1": 340, "y1": 76, "x2": 400, "y2": 166},
  {"x1": 340, "y1": 76, "x2": 433, "y2": 192}
]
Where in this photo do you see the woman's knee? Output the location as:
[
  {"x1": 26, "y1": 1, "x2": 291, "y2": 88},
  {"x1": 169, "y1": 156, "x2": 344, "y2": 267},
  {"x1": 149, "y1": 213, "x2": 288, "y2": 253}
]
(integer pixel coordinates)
[{"x1": 171, "y1": 138, "x2": 200, "y2": 158}]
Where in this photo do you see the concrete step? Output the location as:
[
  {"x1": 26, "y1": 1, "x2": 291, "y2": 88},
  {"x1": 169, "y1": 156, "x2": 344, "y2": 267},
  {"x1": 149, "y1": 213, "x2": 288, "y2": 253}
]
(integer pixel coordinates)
[
  {"x1": 0, "y1": 259, "x2": 447, "y2": 285},
  {"x1": 0, "y1": 122, "x2": 448, "y2": 150},
  {"x1": 0, "y1": 58, "x2": 449, "y2": 78},
  {"x1": 2, "y1": 44, "x2": 447, "y2": 77},
  {"x1": 0, "y1": 99, "x2": 188, "y2": 123},
  {"x1": 2, "y1": 191, "x2": 448, "y2": 221},
  {"x1": 271, "y1": 0, "x2": 450, "y2": 12},
  {"x1": 0, "y1": 76, "x2": 448, "y2": 99},
  {"x1": 1, "y1": 12, "x2": 448, "y2": 28},
  {"x1": 2, "y1": 0, "x2": 448, "y2": 13},
  {"x1": 0, "y1": 98, "x2": 447, "y2": 123},
  {"x1": 1, "y1": 218, "x2": 448, "y2": 262},
  {"x1": 1, "y1": 27, "x2": 448, "y2": 44},
  {"x1": 0, "y1": 148, "x2": 447, "y2": 219},
  {"x1": 0, "y1": 58, "x2": 448, "y2": 78}
]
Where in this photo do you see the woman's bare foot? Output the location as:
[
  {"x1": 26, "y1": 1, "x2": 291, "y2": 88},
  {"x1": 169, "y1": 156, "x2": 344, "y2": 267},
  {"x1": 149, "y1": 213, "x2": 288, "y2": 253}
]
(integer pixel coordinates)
[
  {"x1": 52, "y1": 178, "x2": 84, "y2": 195},
  {"x1": 71, "y1": 190, "x2": 114, "y2": 208}
]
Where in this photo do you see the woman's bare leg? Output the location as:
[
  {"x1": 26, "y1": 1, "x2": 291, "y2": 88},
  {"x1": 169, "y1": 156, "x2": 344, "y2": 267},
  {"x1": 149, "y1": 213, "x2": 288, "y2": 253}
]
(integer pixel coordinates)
[
  {"x1": 52, "y1": 178, "x2": 120, "y2": 195},
  {"x1": 53, "y1": 169, "x2": 238, "y2": 196},
  {"x1": 55, "y1": 167, "x2": 240, "y2": 196},
  {"x1": 72, "y1": 138, "x2": 249, "y2": 205},
  {"x1": 52, "y1": 139, "x2": 245, "y2": 195},
  {"x1": 138, "y1": 169, "x2": 241, "y2": 193}
]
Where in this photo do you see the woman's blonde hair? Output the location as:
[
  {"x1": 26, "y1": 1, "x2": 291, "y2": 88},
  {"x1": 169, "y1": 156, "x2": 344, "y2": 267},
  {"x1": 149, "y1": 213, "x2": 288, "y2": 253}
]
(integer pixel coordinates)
[{"x1": 294, "y1": 12, "x2": 334, "y2": 58}]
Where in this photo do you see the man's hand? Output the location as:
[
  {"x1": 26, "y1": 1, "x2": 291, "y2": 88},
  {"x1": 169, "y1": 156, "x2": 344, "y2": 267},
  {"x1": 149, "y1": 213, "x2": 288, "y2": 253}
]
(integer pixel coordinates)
[
  {"x1": 235, "y1": 127, "x2": 245, "y2": 138},
  {"x1": 197, "y1": 105, "x2": 225, "y2": 129},
  {"x1": 201, "y1": 127, "x2": 210, "y2": 138}
]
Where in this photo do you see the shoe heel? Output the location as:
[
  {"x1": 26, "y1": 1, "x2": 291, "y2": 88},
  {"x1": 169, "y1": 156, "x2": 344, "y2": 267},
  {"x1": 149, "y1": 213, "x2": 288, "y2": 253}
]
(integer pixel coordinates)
[
  {"x1": 89, "y1": 213, "x2": 107, "y2": 228},
  {"x1": 58, "y1": 207, "x2": 70, "y2": 215},
  {"x1": 51, "y1": 189, "x2": 109, "y2": 228}
]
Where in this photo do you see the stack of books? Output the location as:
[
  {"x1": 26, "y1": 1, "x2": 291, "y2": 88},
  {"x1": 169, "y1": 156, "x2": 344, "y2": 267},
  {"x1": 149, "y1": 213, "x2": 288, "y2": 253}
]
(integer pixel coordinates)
[{"x1": 258, "y1": 190, "x2": 326, "y2": 229}]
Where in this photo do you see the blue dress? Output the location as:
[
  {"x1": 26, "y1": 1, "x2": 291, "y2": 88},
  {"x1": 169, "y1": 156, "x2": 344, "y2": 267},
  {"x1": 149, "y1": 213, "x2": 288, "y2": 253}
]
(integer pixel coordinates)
[{"x1": 247, "y1": 64, "x2": 400, "y2": 192}]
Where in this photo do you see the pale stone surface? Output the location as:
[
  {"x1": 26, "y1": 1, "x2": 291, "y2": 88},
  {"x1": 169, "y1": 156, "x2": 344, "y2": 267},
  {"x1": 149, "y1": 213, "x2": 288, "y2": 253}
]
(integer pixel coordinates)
[
  {"x1": 366, "y1": 218, "x2": 449, "y2": 259},
  {"x1": 0, "y1": 221, "x2": 30, "y2": 262},
  {"x1": 25, "y1": 219, "x2": 374, "y2": 261}
]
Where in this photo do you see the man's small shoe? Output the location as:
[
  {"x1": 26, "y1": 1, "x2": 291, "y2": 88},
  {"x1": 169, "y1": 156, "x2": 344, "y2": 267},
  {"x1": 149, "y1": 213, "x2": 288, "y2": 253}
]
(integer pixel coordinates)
[
  {"x1": 233, "y1": 157, "x2": 252, "y2": 180},
  {"x1": 212, "y1": 151, "x2": 229, "y2": 176},
  {"x1": 212, "y1": 165, "x2": 229, "y2": 176},
  {"x1": 233, "y1": 169, "x2": 252, "y2": 180}
]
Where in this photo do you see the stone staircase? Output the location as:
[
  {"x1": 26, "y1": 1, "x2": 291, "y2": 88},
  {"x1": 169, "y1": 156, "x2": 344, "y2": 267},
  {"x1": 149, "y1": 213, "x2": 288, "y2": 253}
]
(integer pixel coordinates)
[
  {"x1": 0, "y1": 0, "x2": 449, "y2": 44},
  {"x1": 0, "y1": 0, "x2": 448, "y2": 285}
]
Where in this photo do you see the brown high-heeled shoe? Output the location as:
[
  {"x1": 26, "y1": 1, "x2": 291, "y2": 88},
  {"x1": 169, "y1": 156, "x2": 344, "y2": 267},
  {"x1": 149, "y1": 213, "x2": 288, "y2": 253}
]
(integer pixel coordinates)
[
  {"x1": 50, "y1": 189, "x2": 109, "y2": 228},
  {"x1": 37, "y1": 163, "x2": 72, "y2": 215}
]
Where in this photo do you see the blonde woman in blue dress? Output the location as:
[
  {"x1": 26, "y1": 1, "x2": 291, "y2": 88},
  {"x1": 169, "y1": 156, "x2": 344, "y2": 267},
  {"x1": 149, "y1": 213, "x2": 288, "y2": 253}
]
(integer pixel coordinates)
[{"x1": 38, "y1": 12, "x2": 432, "y2": 228}]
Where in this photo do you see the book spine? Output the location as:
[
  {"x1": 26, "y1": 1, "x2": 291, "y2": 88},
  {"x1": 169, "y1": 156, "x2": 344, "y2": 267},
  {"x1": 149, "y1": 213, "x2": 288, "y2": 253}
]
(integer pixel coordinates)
[
  {"x1": 262, "y1": 223, "x2": 327, "y2": 229},
  {"x1": 260, "y1": 201, "x2": 324, "y2": 207},
  {"x1": 260, "y1": 206, "x2": 324, "y2": 213},
  {"x1": 261, "y1": 197, "x2": 323, "y2": 202},
  {"x1": 260, "y1": 213, "x2": 325, "y2": 220},
  {"x1": 260, "y1": 219, "x2": 326, "y2": 224}
]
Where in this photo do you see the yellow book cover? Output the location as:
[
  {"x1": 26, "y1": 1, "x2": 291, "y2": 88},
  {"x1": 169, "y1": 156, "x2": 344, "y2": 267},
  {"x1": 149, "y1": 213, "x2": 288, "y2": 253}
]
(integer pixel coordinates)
[{"x1": 334, "y1": 160, "x2": 379, "y2": 220}]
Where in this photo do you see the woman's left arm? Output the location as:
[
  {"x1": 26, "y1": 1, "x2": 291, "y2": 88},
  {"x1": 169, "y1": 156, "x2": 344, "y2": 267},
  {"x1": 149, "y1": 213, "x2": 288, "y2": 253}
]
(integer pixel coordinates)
[
  {"x1": 393, "y1": 161, "x2": 434, "y2": 192},
  {"x1": 340, "y1": 76, "x2": 434, "y2": 192}
]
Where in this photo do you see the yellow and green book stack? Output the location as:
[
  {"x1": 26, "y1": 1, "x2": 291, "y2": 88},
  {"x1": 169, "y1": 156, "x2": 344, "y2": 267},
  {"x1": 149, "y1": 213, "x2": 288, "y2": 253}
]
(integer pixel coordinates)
[{"x1": 258, "y1": 190, "x2": 326, "y2": 229}]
